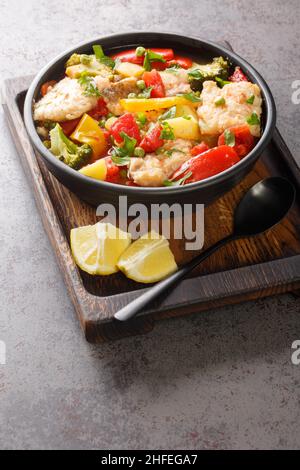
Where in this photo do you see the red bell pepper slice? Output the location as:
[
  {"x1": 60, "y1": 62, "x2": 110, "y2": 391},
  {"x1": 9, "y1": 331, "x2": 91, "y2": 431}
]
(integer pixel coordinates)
[
  {"x1": 172, "y1": 145, "x2": 240, "y2": 184},
  {"x1": 140, "y1": 124, "x2": 164, "y2": 153},
  {"x1": 111, "y1": 48, "x2": 174, "y2": 65},
  {"x1": 143, "y1": 70, "x2": 165, "y2": 98},
  {"x1": 218, "y1": 125, "x2": 254, "y2": 158},
  {"x1": 110, "y1": 113, "x2": 141, "y2": 144},
  {"x1": 229, "y1": 66, "x2": 249, "y2": 82},
  {"x1": 166, "y1": 55, "x2": 193, "y2": 69}
]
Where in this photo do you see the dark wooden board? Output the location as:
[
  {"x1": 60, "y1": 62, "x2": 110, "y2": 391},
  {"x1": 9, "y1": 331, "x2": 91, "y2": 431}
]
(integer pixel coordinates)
[{"x1": 2, "y1": 74, "x2": 300, "y2": 342}]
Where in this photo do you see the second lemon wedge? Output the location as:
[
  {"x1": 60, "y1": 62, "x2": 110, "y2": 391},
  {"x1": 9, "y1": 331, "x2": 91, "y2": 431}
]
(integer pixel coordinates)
[
  {"x1": 117, "y1": 231, "x2": 177, "y2": 283},
  {"x1": 70, "y1": 222, "x2": 131, "y2": 275}
]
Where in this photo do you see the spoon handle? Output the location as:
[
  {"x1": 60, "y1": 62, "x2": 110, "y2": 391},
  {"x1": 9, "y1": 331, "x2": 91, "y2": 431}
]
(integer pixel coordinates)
[{"x1": 114, "y1": 234, "x2": 234, "y2": 322}]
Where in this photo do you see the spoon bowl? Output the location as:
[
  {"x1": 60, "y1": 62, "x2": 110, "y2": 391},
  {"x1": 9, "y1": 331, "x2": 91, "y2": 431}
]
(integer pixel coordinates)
[
  {"x1": 234, "y1": 177, "x2": 296, "y2": 237},
  {"x1": 114, "y1": 177, "x2": 296, "y2": 321}
]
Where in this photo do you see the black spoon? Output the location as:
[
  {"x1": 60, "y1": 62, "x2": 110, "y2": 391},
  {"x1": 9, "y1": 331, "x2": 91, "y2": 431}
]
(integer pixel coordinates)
[{"x1": 114, "y1": 177, "x2": 296, "y2": 322}]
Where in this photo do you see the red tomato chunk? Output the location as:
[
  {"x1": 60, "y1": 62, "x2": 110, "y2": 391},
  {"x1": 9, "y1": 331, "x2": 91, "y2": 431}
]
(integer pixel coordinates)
[
  {"x1": 190, "y1": 142, "x2": 210, "y2": 156},
  {"x1": 88, "y1": 98, "x2": 109, "y2": 120},
  {"x1": 41, "y1": 80, "x2": 57, "y2": 96},
  {"x1": 143, "y1": 70, "x2": 165, "y2": 98},
  {"x1": 140, "y1": 124, "x2": 164, "y2": 153},
  {"x1": 110, "y1": 113, "x2": 140, "y2": 144},
  {"x1": 105, "y1": 157, "x2": 122, "y2": 183},
  {"x1": 218, "y1": 125, "x2": 254, "y2": 158},
  {"x1": 229, "y1": 66, "x2": 249, "y2": 82}
]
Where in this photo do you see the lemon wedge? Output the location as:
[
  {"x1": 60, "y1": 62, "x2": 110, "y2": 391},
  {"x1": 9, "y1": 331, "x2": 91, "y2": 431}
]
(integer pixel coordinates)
[
  {"x1": 117, "y1": 231, "x2": 177, "y2": 283},
  {"x1": 70, "y1": 222, "x2": 131, "y2": 275}
]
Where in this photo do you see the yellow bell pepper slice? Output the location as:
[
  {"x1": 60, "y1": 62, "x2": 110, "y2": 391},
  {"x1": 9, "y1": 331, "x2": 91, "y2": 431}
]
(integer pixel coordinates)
[
  {"x1": 120, "y1": 96, "x2": 198, "y2": 112},
  {"x1": 71, "y1": 114, "x2": 107, "y2": 160},
  {"x1": 79, "y1": 158, "x2": 107, "y2": 181}
]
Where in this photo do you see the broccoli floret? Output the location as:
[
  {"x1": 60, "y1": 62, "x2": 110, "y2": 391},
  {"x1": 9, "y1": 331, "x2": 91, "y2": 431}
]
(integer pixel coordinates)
[
  {"x1": 67, "y1": 53, "x2": 94, "y2": 67},
  {"x1": 72, "y1": 144, "x2": 93, "y2": 169},
  {"x1": 188, "y1": 56, "x2": 230, "y2": 91},
  {"x1": 49, "y1": 124, "x2": 92, "y2": 170},
  {"x1": 66, "y1": 53, "x2": 82, "y2": 67}
]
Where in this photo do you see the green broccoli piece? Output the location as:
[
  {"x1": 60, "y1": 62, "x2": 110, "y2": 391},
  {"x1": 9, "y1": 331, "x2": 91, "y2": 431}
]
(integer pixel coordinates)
[
  {"x1": 188, "y1": 56, "x2": 230, "y2": 91},
  {"x1": 66, "y1": 53, "x2": 82, "y2": 67},
  {"x1": 49, "y1": 124, "x2": 92, "y2": 170}
]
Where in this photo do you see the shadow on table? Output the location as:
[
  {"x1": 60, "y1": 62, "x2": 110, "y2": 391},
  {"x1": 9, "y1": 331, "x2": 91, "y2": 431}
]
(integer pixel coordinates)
[{"x1": 89, "y1": 294, "x2": 300, "y2": 393}]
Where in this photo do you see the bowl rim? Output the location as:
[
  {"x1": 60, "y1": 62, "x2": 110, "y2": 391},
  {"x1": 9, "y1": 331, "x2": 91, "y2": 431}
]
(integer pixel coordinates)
[{"x1": 24, "y1": 31, "x2": 276, "y2": 195}]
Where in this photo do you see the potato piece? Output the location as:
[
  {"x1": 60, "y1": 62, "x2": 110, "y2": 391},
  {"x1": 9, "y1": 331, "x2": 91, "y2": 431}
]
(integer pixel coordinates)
[
  {"x1": 115, "y1": 61, "x2": 144, "y2": 78},
  {"x1": 79, "y1": 159, "x2": 107, "y2": 180},
  {"x1": 164, "y1": 116, "x2": 200, "y2": 140},
  {"x1": 66, "y1": 63, "x2": 111, "y2": 79},
  {"x1": 175, "y1": 103, "x2": 198, "y2": 121}
]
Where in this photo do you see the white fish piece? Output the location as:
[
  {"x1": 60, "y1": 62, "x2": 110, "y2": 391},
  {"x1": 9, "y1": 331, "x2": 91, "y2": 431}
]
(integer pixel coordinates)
[
  {"x1": 197, "y1": 80, "x2": 262, "y2": 137},
  {"x1": 33, "y1": 77, "x2": 97, "y2": 122},
  {"x1": 129, "y1": 139, "x2": 193, "y2": 187},
  {"x1": 159, "y1": 69, "x2": 191, "y2": 96},
  {"x1": 95, "y1": 76, "x2": 138, "y2": 115}
]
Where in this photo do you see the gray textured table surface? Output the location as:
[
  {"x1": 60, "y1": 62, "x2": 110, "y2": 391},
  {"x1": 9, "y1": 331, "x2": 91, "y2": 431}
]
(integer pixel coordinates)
[{"x1": 0, "y1": 0, "x2": 299, "y2": 450}]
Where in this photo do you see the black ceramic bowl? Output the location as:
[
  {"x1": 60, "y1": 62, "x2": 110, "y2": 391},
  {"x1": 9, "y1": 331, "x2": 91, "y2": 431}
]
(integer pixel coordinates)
[{"x1": 24, "y1": 32, "x2": 276, "y2": 207}]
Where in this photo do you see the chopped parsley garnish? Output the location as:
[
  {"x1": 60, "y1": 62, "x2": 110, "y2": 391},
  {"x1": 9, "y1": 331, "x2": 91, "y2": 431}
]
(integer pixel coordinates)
[
  {"x1": 163, "y1": 171, "x2": 193, "y2": 186},
  {"x1": 78, "y1": 73, "x2": 101, "y2": 97},
  {"x1": 93, "y1": 44, "x2": 115, "y2": 69},
  {"x1": 160, "y1": 122, "x2": 175, "y2": 140},
  {"x1": 113, "y1": 57, "x2": 122, "y2": 70},
  {"x1": 137, "y1": 86, "x2": 153, "y2": 99},
  {"x1": 98, "y1": 118, "x2": 106, "y2": 128},
  {"x1": 143, "y1": 49, "x2": 166, "y2": 71},
  {"x1": 159, "y1": 106, "x2": 177, "y2": 121},
  {"x1": 215, "y1": 97, "x2": 226, "y2": 106},
  {"x1": 224, "y1": 129, "x2": 235, "y2": 147},
  {"x1": 136, "y1": 112, "x2": 147, "y2": 126},
  {"x1": 187, "y1": 69, "x2": 204, "y2": 80},
  {"x1": 215, "y1": 76, "x2": 231, "y2": 88},
  {"x1": 156, "y1": 147, "x2": 185, "y2": 157},
  {"x1": 110, "y1": 154, "x2": 131, "y2": 166},
  {"x1": 165, "y1": 148, "x2": 186, "y2": 157},
  {"x1": 165, "y1": 64, "x2": 181, "y2": 73},
  {"x1": 111, "y1": 131, "x2": 137, "y2": 166},
  {"x1": 247, "y1": 112, "x2": 260, "y2": 126},
  {"x1": 183, "y1": 115, "x2": 192, "y2": 120},
  {"x1": 246, "y1": 94, "x2": 255, "y2": 104},
  {"x1": 177, "y1": 92, "x2": 202, "y2": 103}
]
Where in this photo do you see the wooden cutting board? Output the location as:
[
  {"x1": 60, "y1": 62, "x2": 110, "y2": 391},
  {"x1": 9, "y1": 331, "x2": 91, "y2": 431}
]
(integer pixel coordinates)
[{"x1": 2, "y1": 74, "x2": 300, "y2": 342}]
